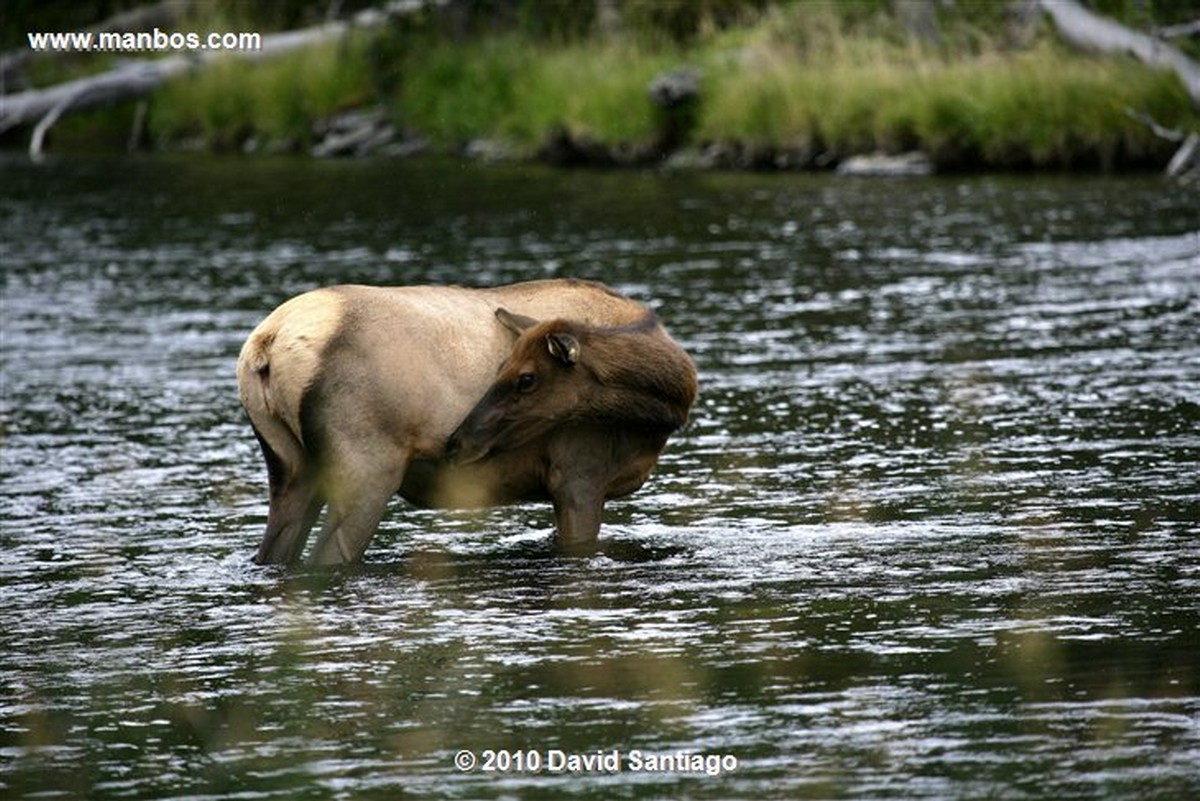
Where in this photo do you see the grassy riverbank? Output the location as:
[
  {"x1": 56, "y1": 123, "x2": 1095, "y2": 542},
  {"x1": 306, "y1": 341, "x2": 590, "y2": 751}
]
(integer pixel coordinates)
[{"x1": 32, "y1": 1, "x2": 1200, "y2": 170}]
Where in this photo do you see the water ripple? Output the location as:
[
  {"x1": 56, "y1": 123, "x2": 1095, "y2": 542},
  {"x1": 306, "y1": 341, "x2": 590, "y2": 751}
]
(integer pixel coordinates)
[{"x1": 2, "y1": 158, "x2": 1198, "y2": 799}]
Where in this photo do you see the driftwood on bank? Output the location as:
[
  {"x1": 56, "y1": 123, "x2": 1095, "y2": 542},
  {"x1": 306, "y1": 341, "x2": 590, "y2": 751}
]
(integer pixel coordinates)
[
  {"x1": 0, "y1": 0, "x2": 441, "y2": 159},
  {"x1": 0, "y1": 0, "x2": 193, "y2": 91},
  {"x1": 1037, "y1": 0, "x2": 1200, "y2": 180},
  {"x1": 1037, "y1": 0, "x2": 1200, "y2": 109}
]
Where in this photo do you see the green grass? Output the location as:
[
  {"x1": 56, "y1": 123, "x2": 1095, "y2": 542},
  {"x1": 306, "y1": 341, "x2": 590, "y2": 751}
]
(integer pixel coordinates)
[
  {"x1": 694, "y1": 32, "x2": 1197, "y2": 169},
  {"x1": 394, "y1": 36, "x2": 678, "y2": 149},
  {"x1": 130, "y1": 1, "x2": 1198, "y2": 169},
  {"x1": 148, "y1": 38, "x2": 373, "y2": 151}
]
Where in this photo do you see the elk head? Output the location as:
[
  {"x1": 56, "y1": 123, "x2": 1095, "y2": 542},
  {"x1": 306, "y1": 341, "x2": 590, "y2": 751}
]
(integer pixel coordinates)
[{"x1": 445, "y1": 307, "x2": 696, "y2": 466}]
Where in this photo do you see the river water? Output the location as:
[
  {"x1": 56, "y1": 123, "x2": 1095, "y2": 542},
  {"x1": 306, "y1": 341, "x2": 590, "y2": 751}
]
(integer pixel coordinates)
[{"x1": 1, "y1": 155, "x2": 1198, "y2": 799}]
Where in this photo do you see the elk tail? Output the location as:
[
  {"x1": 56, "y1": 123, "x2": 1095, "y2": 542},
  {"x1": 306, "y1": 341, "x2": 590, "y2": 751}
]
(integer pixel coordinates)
[{"x1": 236, "y1": 329, "x2": 307, "y2": 482}]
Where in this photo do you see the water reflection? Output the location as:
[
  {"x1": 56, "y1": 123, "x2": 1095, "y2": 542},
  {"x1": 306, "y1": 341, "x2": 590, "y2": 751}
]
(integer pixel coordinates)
[{"x1": 2, "y1": 155, "x2": 1198, "y2": 799}]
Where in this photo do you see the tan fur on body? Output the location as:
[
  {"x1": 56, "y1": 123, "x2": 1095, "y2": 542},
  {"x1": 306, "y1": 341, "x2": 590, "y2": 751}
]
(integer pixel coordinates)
[{"x1": 236, "y1": 279, "x2": 692, "y2": 565}]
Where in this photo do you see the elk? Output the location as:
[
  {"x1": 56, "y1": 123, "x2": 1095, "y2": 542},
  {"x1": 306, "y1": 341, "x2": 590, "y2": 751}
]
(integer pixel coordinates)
[{"x1": 236, "y1": 279, "x2": 696, "y2": 565}]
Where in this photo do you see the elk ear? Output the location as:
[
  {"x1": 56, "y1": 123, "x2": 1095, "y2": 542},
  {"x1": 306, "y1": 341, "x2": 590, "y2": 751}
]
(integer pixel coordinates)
[
  {"x1": 495, "y1": 308, "x2": 539, "y2": 337},
  {"x1": 546, "y1": 332, "x2": 580, "y2": 365}
]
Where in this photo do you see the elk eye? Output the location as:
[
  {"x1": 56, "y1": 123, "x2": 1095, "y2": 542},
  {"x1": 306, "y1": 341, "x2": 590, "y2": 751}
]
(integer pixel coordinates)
[{"x1": 516, "y1": 372, "x2": 537, "y2": 392}]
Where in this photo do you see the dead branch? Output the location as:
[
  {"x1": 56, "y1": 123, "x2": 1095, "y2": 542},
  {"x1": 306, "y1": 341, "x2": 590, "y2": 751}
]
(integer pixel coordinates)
[{"x1": 1155, "y1": 20, "x2": 1200, "y2": 41}]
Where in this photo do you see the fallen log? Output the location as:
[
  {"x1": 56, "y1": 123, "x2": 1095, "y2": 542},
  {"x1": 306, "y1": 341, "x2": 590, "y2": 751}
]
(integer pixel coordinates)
[
  {"x1": 0, "y1": 0, "x2": 193, "y2": 90},
  {"x1": 1037, "y1": 0, "x2": 1200, "y2": 109},
  {"x1": 3, "y1": 56, "x2": 190, "y2": 139},
  {"x1": 0, "y1": 0, "x2": 441, "y2": 159}
]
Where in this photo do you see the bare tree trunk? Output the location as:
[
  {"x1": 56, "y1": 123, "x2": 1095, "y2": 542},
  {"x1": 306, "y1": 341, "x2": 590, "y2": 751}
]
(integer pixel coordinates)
[{"x1": 1038, "y1": 0, "x2": 1200, "y2": 109}]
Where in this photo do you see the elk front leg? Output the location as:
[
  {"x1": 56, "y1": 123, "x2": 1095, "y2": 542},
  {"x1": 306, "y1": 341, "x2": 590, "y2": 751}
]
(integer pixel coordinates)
[{"x1": 549, "y1": 476, "x2": 605, "y2": 556}]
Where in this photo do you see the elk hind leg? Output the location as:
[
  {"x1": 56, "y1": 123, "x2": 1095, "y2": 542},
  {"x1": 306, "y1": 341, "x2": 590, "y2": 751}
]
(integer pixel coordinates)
[
  {"x1": 307, "y1": 447, "x2": 409, "y2": 566},
  {"x1": 253, "y1": 427, "x2": 324, "y2": 565}
]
